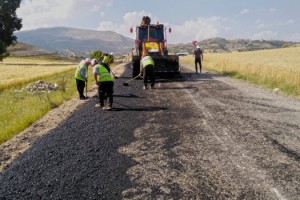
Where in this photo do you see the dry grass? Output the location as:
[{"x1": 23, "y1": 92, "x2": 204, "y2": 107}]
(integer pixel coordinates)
[
  {"x1": 0, "y1": 57, "x2": 81, "y2": 144},
  {"x1": 180, "y1": 47, "x2": 300, "y2": 98},
  {"x1": 1, "y1": 57, "x2": 75, "y2": 64},
  {"x1": 0, "y1": 57, "x2": 76, "y2": 91}
]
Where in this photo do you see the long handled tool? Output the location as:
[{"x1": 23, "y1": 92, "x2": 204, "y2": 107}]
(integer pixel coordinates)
[
  {"x1": 85, "y1": 67, "x2": 88, "y2": 97},
  {"x1": 85, "y1": 80, "x2": 88, "y2": 97},
  {"x1": 123, "y1": 74, "x2": 140, "y2": 86},
  {"x1": 111, "y1": 71, "x2": 118, "y2": 79}
]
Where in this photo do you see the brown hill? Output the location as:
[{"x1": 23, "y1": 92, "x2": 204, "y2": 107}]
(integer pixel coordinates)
[
  {"x1": 8, "y1": 42, "x2": 58, "y2": 57},
  {"x1": 168, "y1": 38, "x2": 298, "y2": 54}
]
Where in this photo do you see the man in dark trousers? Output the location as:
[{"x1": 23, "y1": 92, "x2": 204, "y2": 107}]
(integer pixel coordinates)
[
  {"x1": 140, "y1": 54, "x2": 155, "y2": 90},
  {"x1": 91, "y1": 55, "x2": 115, "y2": 110},
  {"x1": 193, "y1": 45, "x2": 203, "y2": 73},
  {"x1": 74, "y1": 58, "x2": 91, "y2": 100}
]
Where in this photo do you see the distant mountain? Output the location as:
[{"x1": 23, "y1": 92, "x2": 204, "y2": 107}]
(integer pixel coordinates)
[
  {"x1": 15, "y1": 27, "x2": 134, "y2": 56},
  {"x1": 7, "y1": 42, "x2": 80, "y2": 61},
  {"x1": 14, "y1": 27, "x2": 299, "y2": 57},
  {"x1": 8, "y1": 42, "x2": 58, "y2": 57},
  {"x1": 168, "y1": 38, "x2": 298, "y2": 54}
]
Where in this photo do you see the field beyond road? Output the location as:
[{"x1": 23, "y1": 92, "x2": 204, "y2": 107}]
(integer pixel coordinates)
[
  {"x1": 180, "y1": 46, "x2": 300, "y2": 98},
  {"x1": 0, "y1": 57, "x2": 79, "y2": 144},
  {"x1": 0, "y1": 57, "x2": 76, "y2": 91}
]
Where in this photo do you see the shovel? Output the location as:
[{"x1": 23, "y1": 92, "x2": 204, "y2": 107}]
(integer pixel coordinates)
[{"x1": 123, "y1": 74, "x2": 141, "y2": 86}]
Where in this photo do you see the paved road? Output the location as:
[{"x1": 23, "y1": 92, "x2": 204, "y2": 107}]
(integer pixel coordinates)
[{"x1": 1, "y1": 63, "x2": 300, "y2": 199}]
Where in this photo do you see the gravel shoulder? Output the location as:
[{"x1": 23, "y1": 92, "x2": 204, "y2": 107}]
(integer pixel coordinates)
[{"x1": 1, "y1": 62, "x2": 299, "y2": 199}]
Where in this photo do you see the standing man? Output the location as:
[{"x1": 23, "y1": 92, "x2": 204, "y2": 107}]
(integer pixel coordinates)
[
  {"x1": 92, "y1": 55, "x2": 115, "y2": 110},
  {"x1": 140, "y1": 54, "x2": 155, "y2": 89},
  {"x1": 193, "y1": 45, "x2": 203, "y2": 74},
  {"x1": 75, "y1": 58, "x2": 91, "y2": 100}
]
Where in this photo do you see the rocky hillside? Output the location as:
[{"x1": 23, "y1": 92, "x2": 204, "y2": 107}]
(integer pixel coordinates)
[
  {"x1": 15, "y1": 27, "x2": 134, "y2": 56},
  {"x1": 7, "y1": 42, "x2": 80, "y2": 61},
  {"x1": 168, "y1": 38, "x2": 298, "y2": 54},
  {"x1": 8, "y1": 42, "x2": 57, "y2": 57}
]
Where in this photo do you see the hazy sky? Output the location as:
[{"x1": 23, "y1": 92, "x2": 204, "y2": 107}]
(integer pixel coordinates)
[{"x1": 17, "y1": 0, "x2": 300, "y2": 44}]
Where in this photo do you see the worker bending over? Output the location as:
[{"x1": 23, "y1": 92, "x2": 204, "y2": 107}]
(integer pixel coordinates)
[
  {"x1": 140, "y1": 54, "x2": 155, "y2": 89},
  {"x1": 91, "y1": 55, "x2": 115, "y2": 110},
  {"x1": 74, "y1": 58, "x2": 91, "y2": 100}
]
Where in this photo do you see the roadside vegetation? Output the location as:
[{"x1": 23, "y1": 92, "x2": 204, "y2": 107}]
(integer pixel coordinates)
[
  {"x1": 180, "y1": 46, "x2": 300, "y2": 98},
  {"x1": 0, "y1": 57, "x2": 94, "y2": 144},
  {"x1": 0, "y1": 57, "x2": 76, "y2": 91}
]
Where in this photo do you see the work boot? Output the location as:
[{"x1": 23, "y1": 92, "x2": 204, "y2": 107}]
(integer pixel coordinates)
[
  {"x1": 103, "y1": 106, "x2": 112, "y2": 110},
  {"x1": 80, "y1": 96, "x2": 88, "y2": 100},
  {"x1": 95, "y1": 103, "x2": 104, "y2": 108}
]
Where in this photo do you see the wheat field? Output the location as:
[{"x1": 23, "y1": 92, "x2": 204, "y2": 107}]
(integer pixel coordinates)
[
  {"x1": 0, "y1": 57, "x2": 81, "y2": 144},
  {"x1": 0, "y1": 57, "x2": 76, "y2": 91},
  {"x1": 180, "y1": 47, "x2": 300, "y2": 98}
]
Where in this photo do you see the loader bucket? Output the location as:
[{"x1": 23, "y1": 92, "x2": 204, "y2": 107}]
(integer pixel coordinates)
[{"x1": 152, "y1": 55, "x2": 180, "y2": 76}]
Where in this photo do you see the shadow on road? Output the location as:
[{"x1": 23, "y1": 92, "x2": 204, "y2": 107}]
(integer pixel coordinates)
[
  {"x1": 113, "y1": 94, "x2": 144, "y2": 99},
  {"x1": 112, "y1": 101, "x2": 168, "y2": 112}
]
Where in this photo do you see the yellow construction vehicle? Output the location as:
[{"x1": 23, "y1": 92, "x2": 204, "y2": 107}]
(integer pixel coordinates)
[{"x1": 130, "y1": 16, "x2": 180, "y2": 77}]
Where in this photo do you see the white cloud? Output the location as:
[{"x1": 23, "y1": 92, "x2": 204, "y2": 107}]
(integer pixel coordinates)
[
  {"x1": 17, "y1": 0, "x2": 72, "y2": 29},
  {"x1": 256, "y1": 20, "x2": 265, "y2": 29},
  {"x1": 289, "y1": 33, "x2": 300, "y2": 42},
  {"x1": 252, "y1": 30, "x2": 278, "y2": 40},
  {"x1": 276, "y1": 19, "x2": 295, "y2": 26},
  {"x1": 17, "y1": 0, "x2": 111, "y2": 30},
  {"x1": 286, "y1": 19, "x2": 294, "y2": 25},
  {"x1": 269, "y1": 8, "x2": 277, "y2": 13},
  {"x1": 240, "y1": 9, "x2": 249, "y2": 15},
  {"x1": 123, "y1": 11, "x2": 153, "y2": 26},
  {"x1": 96, "y1": 11, "x2": 160, "y2": 39},
  {"x1": 96, "y1": 12, "x2": 225, "y2": 44},
  {"x1": 170, "y1": 17, "x2": 223, "y2": 43}
]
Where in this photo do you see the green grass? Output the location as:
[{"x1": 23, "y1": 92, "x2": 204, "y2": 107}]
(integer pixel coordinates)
[
  {"x1": 0, "y1": 67, "x2": 95, "y2": 144},
  {"x1": 0, "y1": 69, "x2": 71, "y2": 144}
]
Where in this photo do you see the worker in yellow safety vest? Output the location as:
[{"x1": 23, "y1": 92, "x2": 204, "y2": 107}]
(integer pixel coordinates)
[
  {"x1": 91, "y1": 54, "x2": 116, "y2": 110},
  {"x1": 140, "y1": 54, "x2": 155, "y2": 89},
  {"x1": 75, "y1": 58, "x2": 91, "y2": 100}
]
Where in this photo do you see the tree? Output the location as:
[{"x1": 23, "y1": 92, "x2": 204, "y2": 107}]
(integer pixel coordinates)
[
  {"x1": 0, "y1": 0, "x2": 22, "y2": 61},
  {"x1": 89, "y1": 50, "x2": 103, "y2": 61}
]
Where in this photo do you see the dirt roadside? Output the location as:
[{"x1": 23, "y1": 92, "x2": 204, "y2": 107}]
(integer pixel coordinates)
[{"x1": 0, "y1": 64, "x2": 125, "y2": 172}]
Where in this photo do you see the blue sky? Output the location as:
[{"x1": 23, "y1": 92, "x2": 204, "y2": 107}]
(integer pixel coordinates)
[{"x1": 17, "y1": 0, "x2": 300, "y2": 44}]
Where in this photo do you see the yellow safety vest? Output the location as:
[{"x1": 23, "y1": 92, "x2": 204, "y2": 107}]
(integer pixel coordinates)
[
  {"x1": 97, "y1": 64, "x2": 113, "y2": 82},
  {"x1": 74, "y1": 61, "x2": 87, "y2": 81},
  {"x1": 141, "y1": 56, "x2": 154, "y2": 68}
]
